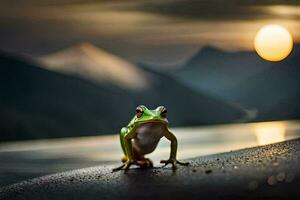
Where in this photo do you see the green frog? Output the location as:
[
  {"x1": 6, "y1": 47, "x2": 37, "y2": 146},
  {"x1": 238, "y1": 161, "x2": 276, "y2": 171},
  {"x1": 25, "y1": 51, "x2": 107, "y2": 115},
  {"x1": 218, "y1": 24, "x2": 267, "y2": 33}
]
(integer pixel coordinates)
[{"x1": 113, "y1": 105, "x2": 189, "y2": 172}]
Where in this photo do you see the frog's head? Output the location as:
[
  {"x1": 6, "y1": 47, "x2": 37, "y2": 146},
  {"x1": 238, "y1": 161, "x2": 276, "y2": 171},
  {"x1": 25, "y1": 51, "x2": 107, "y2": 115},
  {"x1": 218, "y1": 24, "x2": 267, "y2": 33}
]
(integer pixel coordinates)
[{"x1": 133, "y1": 105, "x2": 168, "y2": 125}]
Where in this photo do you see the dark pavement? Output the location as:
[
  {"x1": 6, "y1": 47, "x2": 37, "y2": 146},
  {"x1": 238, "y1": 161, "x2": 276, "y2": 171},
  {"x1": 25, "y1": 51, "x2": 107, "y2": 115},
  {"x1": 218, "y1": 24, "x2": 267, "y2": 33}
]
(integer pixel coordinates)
[{"x1": 1, "y1": 139, "x2": 299, "y2": 200}]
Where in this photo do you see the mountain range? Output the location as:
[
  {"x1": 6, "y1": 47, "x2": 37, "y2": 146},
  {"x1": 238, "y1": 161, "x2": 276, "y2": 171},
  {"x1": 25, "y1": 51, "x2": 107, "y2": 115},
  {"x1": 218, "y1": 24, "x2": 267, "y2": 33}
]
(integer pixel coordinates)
[
  {"x1": 0, "y1": 44, "x2": 244, "y2": 141},
  {"x1": 230, "y1": 44, "x2": 300, "y2": 121},
  {"x1": 39, "y1": 43, "x2": 150, "y2": 91},
  {"x1": 171, "y1": 46, "x2": 272, "y2": 99},
  {"x1": 171, "y1": 44, "x2": 300, "y2": 121}
]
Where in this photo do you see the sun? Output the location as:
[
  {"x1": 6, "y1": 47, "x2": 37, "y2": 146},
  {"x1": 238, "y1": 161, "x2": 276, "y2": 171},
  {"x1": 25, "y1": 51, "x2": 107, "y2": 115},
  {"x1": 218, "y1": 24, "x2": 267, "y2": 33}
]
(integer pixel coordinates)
[{"x1": 254, "y1": 24, "x2": 293, "y2": 61}]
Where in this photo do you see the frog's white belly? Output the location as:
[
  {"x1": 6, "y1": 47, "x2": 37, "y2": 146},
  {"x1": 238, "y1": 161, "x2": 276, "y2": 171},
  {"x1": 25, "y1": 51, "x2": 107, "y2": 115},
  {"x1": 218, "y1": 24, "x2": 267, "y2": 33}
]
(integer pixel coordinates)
[{"x1": 133, "y1": 122, "x2": 165, "y2": 155}]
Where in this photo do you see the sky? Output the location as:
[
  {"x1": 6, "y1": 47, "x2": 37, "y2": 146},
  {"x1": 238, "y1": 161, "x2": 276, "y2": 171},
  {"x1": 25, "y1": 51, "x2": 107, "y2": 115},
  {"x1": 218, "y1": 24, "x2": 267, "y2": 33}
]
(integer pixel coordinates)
[{"x1": 1, "y1": 0, "x2": 300, "y2": 66}]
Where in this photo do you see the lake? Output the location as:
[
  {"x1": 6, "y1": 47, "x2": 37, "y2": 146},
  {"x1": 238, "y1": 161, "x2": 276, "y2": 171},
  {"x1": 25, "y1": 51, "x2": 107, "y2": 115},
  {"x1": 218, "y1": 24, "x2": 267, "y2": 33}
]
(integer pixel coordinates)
[{"x1": 0, "y1": 120, "x2": 300, "y2": 187}]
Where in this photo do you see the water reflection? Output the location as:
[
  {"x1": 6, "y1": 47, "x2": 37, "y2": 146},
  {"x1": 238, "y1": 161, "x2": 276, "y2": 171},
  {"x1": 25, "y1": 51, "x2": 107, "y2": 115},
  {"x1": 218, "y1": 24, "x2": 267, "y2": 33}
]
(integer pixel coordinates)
[
  {"x1": 0, "y1": 120, "x2": 299, "y2": 186},
  {"x1": 0, "y1": 121, "x2": 299, "y2": 161},
  {"x1": 253, "y1": 122, "x2": 286, "y2": 145}
]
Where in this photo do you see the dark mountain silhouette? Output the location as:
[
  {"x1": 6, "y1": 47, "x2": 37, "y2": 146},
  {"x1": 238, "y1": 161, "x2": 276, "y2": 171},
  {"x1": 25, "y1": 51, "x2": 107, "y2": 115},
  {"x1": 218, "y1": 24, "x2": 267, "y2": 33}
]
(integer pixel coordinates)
[
  {"x1": 171, "y1": 44, "x2": 300, "y2": 121},
  {"x1": 230, "y1": 44, "x2": 300, "y2": 121},
  {"x1": 172, "y1": 46, "x2": 271, "y2": 99},
  {"x1": 0, "y1": 51, "x2": 244, "y2": 141},
  {"x1": 0, "y1": 52, "x2": 132, "y2": 141}
]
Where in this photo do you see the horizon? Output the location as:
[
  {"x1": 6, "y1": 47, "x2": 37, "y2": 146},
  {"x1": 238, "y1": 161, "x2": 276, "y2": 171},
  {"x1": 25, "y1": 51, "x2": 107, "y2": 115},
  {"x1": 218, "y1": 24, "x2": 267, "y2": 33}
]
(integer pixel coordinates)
[{"x1": 3, "y1": 41, "x2": 300, "y2": 69}]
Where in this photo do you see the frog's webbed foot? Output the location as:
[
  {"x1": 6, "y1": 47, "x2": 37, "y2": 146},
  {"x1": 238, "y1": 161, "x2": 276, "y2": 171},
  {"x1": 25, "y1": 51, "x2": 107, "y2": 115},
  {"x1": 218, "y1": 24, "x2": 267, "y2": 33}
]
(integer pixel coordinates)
[
  {"x1": 160, "y1": 159, "x2": 189, "y2": 170},
  {"x1": 112, "y1": 164, "x2": 125, "y2": 172},
  {"x1": 112, "y1": 160, "x2": 135, "y2": 172},
  {"x1": 112, "y1": 158, "x2": 154, "y2": 172}
]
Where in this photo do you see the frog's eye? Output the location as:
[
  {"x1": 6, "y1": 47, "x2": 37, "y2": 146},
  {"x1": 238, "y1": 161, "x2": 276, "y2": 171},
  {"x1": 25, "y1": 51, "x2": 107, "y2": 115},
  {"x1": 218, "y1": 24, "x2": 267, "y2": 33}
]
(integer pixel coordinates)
[
  {"x1": 136, "y1": 106, "x2": 144, "y2": 118},
  {"x1": 160, "y1": 108, "x2": 167, "y2": 118}
]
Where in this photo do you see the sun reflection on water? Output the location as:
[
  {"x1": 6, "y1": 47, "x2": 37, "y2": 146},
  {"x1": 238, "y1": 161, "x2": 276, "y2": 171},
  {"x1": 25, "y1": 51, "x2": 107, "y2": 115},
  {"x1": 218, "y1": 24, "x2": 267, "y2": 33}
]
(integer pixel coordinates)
[{"x1": 253, "y1": 122, "x2": 286, "y2": 145}]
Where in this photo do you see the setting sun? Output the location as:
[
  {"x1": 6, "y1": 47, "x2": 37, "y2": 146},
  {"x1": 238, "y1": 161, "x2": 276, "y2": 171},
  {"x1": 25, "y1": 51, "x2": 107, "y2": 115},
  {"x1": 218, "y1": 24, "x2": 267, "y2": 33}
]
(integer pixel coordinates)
[{"x1": 254, "y1": 24, "x2": 293, "y2": 61}]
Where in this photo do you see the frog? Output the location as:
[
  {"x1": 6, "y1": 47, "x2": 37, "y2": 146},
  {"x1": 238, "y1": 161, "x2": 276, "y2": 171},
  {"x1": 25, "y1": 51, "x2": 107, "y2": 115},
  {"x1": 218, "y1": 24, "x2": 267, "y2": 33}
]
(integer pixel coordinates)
[{"x1": 113, "y1": 105, "x2": 189, "y2": 172}]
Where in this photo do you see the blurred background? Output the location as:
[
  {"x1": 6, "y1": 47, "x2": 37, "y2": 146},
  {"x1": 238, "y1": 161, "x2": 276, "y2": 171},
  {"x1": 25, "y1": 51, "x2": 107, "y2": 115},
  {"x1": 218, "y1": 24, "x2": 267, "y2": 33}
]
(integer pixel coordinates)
[{"x1": 0, "y1": 0, "x2": 300, "y2": 187}]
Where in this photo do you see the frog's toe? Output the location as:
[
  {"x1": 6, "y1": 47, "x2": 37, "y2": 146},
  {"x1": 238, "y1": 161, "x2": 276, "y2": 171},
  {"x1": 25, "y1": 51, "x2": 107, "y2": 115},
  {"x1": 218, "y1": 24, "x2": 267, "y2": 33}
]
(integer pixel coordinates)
[
  {"x1": 161, "y1": 159, "x2": 188, "y2": 170},
  {"x1": 160, "y1": 159, "x2": 175, "y2": 169},
  {"x1": 112, "y1": 164, "x2": 126, "y2": 172},
  {"x1": 160, "y1": 159, "x2": 173, "y2": 165},
  {"x1": 177, "y1": 160, "x2": 189, "y2": 166},
  {"x1": 112, "y1": 160, "x2": 135, "y2": 172},
  {"x1": 123, "y1": 163, "x2": 132, "y2": 171},
  {"x1": 160, "y1": 159, "x2": 168, "y2": 164}
]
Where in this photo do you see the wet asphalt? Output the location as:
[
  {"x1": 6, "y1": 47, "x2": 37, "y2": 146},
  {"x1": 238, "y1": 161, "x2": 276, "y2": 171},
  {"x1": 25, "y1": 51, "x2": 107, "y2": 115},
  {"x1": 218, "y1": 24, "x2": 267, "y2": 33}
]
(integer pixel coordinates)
[{"x1": 1, "y1": 139, "x2": 299, "y2": 200}]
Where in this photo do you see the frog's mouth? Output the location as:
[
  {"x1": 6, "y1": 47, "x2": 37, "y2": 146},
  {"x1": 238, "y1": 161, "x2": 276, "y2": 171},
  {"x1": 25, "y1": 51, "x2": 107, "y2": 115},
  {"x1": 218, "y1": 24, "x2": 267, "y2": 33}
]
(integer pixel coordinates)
[
  {"x1": 137, "y1": 118, "x2": 168, "y2": 125},
  {"x1": 137, "y1": 120, "x2": 168, "y2": 131}
]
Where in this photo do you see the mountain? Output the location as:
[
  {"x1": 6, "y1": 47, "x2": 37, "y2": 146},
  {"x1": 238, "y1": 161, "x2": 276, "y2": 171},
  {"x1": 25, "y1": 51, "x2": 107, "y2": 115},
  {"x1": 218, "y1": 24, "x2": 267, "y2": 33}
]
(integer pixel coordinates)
[
  {"x1": 230, "y1": 44, "x2": 300, "y2": 121},
  {"x1": 172, "y1": 46, "x2": 271, "y2": 100},
  {"x1": 170, "y1": 44, "x2": 300, "y2": 121},
  {"x1": 0, "y1": 51, "x2": 245, "y2": 141},
  {"x1": 39, "y1": 43, "x2": 149, "y2": 91},
  {"x1": 0, "y1": 52, "x2": 131, "y2": 141}
]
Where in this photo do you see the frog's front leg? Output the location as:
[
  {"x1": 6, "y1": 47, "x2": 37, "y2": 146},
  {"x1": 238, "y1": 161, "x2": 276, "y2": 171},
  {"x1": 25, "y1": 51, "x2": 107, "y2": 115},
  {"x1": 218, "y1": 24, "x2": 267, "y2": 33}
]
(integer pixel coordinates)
[
  {"x1": 160, "y1": 129, "x2": 189, "y2": 170},
  {"x1": 112, "y1": 127, "x2": 137, "y2": 172}
]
